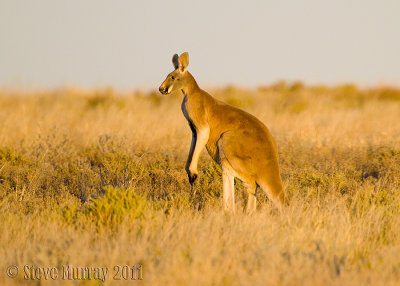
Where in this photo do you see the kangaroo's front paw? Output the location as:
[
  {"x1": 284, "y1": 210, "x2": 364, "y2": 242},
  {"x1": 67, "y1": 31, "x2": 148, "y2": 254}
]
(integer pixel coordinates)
[{"x1": 187, "y1": 171, "x2": 198, "y2": 185}]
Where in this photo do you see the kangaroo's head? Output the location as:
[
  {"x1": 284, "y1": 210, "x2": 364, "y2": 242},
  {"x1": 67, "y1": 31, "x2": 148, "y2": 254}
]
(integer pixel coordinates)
[{"x1": 159, "y1": 52, "x2": 190, "y2": 95}]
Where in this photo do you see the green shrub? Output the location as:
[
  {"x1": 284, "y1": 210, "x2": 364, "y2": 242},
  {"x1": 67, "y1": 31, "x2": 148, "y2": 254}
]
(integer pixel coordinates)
[{"x1": 85, "y1": 186, "x2": 152, "y2": 228}]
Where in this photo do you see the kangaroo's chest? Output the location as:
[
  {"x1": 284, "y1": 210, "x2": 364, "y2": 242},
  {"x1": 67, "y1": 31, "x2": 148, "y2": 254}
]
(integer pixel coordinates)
[
  {"x1": 181, "y1": 96, "x2": 220, "y2": 162},
  {"x1": 181, "y1": 96, "x2": 206, "y2": 131},
  {"x1": 181, "y1": 96, "x2": 193, "y2": 127}
]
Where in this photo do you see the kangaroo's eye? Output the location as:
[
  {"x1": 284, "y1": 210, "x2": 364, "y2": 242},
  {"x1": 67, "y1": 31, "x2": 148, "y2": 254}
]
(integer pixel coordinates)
[{"x1": 171, "y1": 76, "x2": 175, "y2": 80}]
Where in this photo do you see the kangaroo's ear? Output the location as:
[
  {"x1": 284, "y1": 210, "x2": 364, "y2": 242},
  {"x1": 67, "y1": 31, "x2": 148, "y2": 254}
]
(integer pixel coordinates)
[
  {"x1": 178, "y1": 52, "x2": 189, "y2": 72},
  {"x1": 172, "y1": 54, "x2": 179, "y2": 70}
]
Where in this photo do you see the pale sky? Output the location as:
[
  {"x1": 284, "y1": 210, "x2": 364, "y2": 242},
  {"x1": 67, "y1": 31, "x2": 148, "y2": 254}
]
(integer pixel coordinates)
[{"x1": 0, "y1": 0, "x2": 399, "y2": 90}]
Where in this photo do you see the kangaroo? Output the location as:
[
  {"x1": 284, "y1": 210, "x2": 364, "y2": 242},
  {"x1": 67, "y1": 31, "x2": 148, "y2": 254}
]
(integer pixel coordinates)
[{"x1": 159, "y1": 52, "x2": 288, "y2": 212}]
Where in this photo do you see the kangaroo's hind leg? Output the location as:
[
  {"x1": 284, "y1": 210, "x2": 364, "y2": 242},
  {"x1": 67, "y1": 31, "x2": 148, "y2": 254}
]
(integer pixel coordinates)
[
  {"x1": 218, "y1": 135, "x2": 236, "y2": 212},
  {"x1": 244, "y1": 182, "x2": 257, "y2": 214},
  {"x1": 222, "y1": 167, "x2": 235, "y2": 212}
]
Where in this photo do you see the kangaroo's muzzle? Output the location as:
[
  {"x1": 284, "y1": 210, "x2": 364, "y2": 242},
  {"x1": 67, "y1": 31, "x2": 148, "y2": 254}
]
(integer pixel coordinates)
[{"x1": 159, "y1": 86, "x2": 167, "y2": 94}]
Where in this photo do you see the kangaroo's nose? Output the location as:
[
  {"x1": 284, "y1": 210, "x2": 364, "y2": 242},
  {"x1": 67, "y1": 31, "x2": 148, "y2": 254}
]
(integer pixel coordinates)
[{"x1": 159, "y1": 86, "x2": 165, "y2": 94}]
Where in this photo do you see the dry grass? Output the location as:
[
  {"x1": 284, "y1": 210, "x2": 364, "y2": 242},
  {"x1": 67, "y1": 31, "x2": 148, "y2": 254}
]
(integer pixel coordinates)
[{"x1": 1, "y1": 83, "x2": 400, "y2": 285}]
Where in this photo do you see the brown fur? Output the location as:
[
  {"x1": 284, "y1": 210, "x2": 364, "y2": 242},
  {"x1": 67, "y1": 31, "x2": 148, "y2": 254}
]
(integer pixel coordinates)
[{"x1": 159, "y1": 52, "x2": 288, "y2": 212}]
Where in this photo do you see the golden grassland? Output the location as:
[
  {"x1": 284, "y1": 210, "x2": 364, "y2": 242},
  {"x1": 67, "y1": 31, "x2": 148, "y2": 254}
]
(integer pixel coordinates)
[{"x1": 1, "y1": 83, "x2": 400, "y2": 285}]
